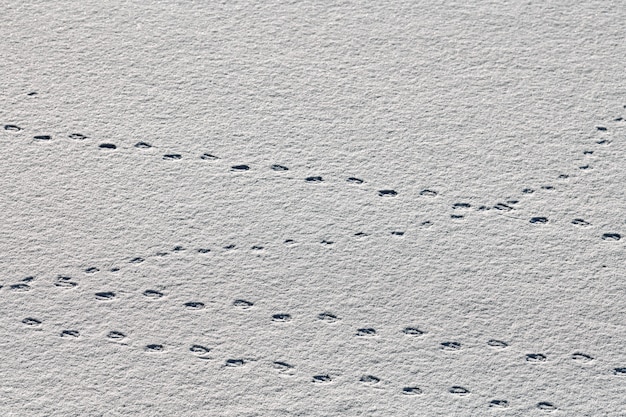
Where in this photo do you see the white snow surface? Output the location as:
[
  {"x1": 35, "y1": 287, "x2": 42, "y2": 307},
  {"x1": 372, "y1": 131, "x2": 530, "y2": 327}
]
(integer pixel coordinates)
[{"x1": 1, "y1": 1, "x2": 625, "y2": 416}]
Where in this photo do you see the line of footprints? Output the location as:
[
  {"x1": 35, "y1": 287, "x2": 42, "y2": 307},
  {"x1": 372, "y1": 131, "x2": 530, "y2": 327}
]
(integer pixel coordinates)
[
  {"x1": 5, "y1": 245, "x2": 626, "y2": 413},
  {"x1": 3, "y1": 108, "x2": 625, "y2": 240}
]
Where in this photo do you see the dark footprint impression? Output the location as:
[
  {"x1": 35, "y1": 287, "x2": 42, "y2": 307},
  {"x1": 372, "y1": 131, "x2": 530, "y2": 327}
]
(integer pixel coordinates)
[
  {"x1": 95, "y1": 291, "x2": 116, "y2": 301},
  {"x1": 378, "y1": 189, "x2": 397, "y2": 197},
  {"x1": 402, "y1": 387, "x2": 423, "y2": 395},
  {"x1": 602, "y1": 233, "x2": 621, "y2": 241}
]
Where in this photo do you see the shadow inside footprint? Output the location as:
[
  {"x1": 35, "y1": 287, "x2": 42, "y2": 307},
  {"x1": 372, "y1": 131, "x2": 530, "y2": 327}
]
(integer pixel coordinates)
[
  {"x1": 312, "y1": 374, "x2": 332, "y2": 383},
  {"x1": 489, "y1": 400, "x2": 509, "y2": 408},
  {"x1": 347, "y1": 177, "x2": 364, "y2": 184},
  {"x1": 402, "y1": 387, "x2": 422, "y2": 395},
  {"x1": 143, "y1": 289, "x2": 164, "y2": 299},
  {"x1": 145, "y1": 344, "x2": 164, "y2": 352},
  {"x1": 526, "y1": 353, "x2": 547, "y2": 363},
  {"x1": 95, "y1": 291, "x2": 116, "y2": 301},
  {"x1": 359, "y1": 375, "x2": 380, "y2": 384},
  {"x1": 272, "y1": 313, "x2": 292, "y2": 322},
  {"x1": 184, "y1": 301, "x2": 205, "y2": 309},
  {"x1": 378, "y1": 189, "x2": 397, "y2": 197},
  {"x1": 356, "y1": 328, "x2": 376, "y2": 337},
  {"x1": 231, "y1": 164, "x2": 250, "y2": 171},
  {"x1": 449, "y1": 386, "x2": 470, "y2": 396},
  {"x1": 233, "y1": 299, "x2": 254, "y2": 309},
  {"x1": 403, "y1": 327, "x2": 424, "y2": 336},
  {"x1": 487, "y1": 339, "x2": 508, "y2": 348},
  {"x1": 536, "y1": 402, "x2": 557, "y2": 411}
]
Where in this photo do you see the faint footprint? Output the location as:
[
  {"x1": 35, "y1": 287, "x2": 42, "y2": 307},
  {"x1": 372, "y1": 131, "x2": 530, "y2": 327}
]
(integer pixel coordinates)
[
  {"x1": 34, "y1": 135, "x2": 51, "y2": 141},
  {"x1": 359, "y1": 375, "x2": 380, "y2": 385},
  {"x1": 613, "y1": 367, "x2": 626, "y2": 376},
  {"x1": 312, "y1": 374, "x2": 332, "y2": 383},
  {"x1": 420, "y1": 189, "x2": 437, "y2": 197},
  {"x1": 107, "y1": 331, "x2": 126, "y2": 341},
  {"x1": 487, "y1": 339, "x2": 509, "y2": 348},
  {"x1": 129, "y1": 257, "x2": 144, "y2": 264},
  {"x1": 403, "y1": 327, "x2": 424, "y2": 336},
  {"x1": 271, "y1": 164, "x2": 289, "y2": 171},
  {"x1": 272, "y1": 314, "x2": 292, "y2": 322},
  {"x1": 55, "y1": 276, "x2": 77, "y2": 288},
  {"x1": 273, "y1": 361, "x2": 295, "y2": 374},
  {"x1": 4, "y1": 124, "x2": 21, "y2": 131},
  {"x1": 10, "y1": 283, "x2": 31, "y2": 292},
  {"x1": 572, "y1": 218, "x2": 591, "y2": 226},
  {"x1": 85, "y1": 267, "x2": 99, "y2": 274},
  {"x1": 197, "y1": 248, "x2": 211, "y2": 253},
  {"x1": 493, "y1": 203, "x2": 513, "y2": 211},
  {"x1": 231, "y1": 164, "x2": 250, "y2": 171},
  {"x1": 61, "y1": 330, "x2": 80, "y2": 338},
  {"x1": 95, "y1": 291, "x2": 116, "y2": 301},
  {"x1": 318, "y1": 312, "x2": 340, "y2": 323},
  {"x1": 526, "y1": 353, "x2": 547, "y2": 363},
  {"x1": 441, "y1": 341, "x2": 462, "y2": 351},
  {"x1": 99, "y1": 143, "x2": 116, "y2": 149},
  {"x1": 453, "y1": 203, "x2": 471, "y2": 209},
  {"x1": 134, "y1": 141, "x2": 152, "y2": 148},
  {"x1": 163, "y1": 154, "x2": 182, "y2": 160},
  {"x1": 402, "y1": 387, "x2": 423, "y2": 395},
  {"x1": 572, "y1": 352, "x2": 594, "y2": 363},
  {"x1": 449, "y1": 386, "x2": 470, "y2": 396},
  {"x1": 145, "y1": 344, "x2": 164, "y2": 352},
  {"x1": 225, "y1": 359, "x2": 245, "y2": 367},
  {"x1": 489, "y1": 400, "x2": 510, "y2": 408},
  {"x1": 143, "y1": 290, "x2": 164, "y2": 299},
  {"x1": 184, "y1": 301, "x2": 205, "y2": 310},
  {"x1": 530, "y1": 217, "x2": 548, "y2": 224},
  {"x1": 200, "y1": 153, "x2": 219, "y2": 160},
  {"x1": 233, "y1": 299, "x2": 254, "y2": 309},
  {"x1": 22, "y1": 317, "x2": 42, "y2": 326},
  {"x1": 378, "y1": 189, "x2": 397, "y2": 197},
  {"x1": 356, "y1": 328, "x2": 376, "y2": 337},
  {"x1": 602, "y1": 233, "x2": 621, "y2": 241},
  {"x1": 68, "y1": 133, "x2": 88, "y2": 140},
  {"x1": 536, "y1": 402, "x2": 557, "y2": 411},
  {"x1": 347, "y1": 177, "x2": 364, "y2": 184},
  {"x1": 189, "y1": 344, "x2": 211, "y2": 359},
  {"x1": 305, "y1": 176, "x2": 323, "y2": 183}
]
